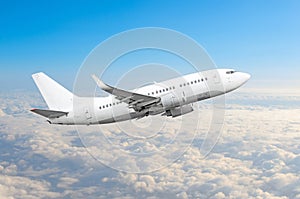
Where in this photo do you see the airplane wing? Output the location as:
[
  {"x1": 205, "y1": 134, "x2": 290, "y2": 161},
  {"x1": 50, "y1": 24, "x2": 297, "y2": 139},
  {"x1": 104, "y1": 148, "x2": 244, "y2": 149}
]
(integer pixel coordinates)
[
  {"x1": 92, "y1": 75, "x2": 161, "y2": 111},
  {"x1": 31, "y1": 109, "x2": 68, "y2": 118}
]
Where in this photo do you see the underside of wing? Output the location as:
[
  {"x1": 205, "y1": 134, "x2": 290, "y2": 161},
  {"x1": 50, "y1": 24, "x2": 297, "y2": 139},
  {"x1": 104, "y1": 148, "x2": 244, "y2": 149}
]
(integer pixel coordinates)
[
  {"x1": 92, "y1": 75, "x2": 161, "y2": 111},
  {"x1": 31, "y1": 109, "x2": 68, "y2": 118}
]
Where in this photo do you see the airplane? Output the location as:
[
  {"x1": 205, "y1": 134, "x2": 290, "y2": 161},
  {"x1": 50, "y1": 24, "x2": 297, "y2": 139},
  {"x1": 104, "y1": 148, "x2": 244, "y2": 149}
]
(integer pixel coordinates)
[{"x1": 31, "y1": 69, "x2": 250, "y2": 125}]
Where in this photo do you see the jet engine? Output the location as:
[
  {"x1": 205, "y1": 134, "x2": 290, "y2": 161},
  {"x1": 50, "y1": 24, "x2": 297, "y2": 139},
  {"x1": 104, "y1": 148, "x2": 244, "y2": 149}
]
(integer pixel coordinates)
[{"x1": 165, "y1": 105, "x2": 193, "y2": 117}]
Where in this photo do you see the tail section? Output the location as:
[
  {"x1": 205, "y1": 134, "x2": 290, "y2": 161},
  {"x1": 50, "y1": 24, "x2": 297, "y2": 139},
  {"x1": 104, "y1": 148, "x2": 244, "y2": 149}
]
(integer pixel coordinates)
[{"x1": 32, "y1": 72, "x2": 73, "y2": 111}]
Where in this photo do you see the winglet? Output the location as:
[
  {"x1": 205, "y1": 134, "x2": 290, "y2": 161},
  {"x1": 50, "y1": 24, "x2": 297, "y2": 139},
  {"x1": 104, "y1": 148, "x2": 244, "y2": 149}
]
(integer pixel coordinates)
[{"x1": 91, "y1": 74, "x2": 111, "y2": 91}]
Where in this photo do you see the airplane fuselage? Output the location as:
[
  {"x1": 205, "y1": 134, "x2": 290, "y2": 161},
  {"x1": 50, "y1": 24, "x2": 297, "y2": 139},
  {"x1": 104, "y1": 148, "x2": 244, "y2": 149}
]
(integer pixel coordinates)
[{"x1": 47, "y1": 69, "x2": 250, "y2": 125}]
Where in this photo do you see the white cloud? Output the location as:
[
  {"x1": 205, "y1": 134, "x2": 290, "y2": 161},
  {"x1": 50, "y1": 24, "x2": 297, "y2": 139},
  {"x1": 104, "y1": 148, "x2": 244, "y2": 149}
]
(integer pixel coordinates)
[
  {"x1": 0, "y1": 109, "x2": 6, "y2": 117},
  {"x1": 57, "y1": 177, "x2": 79, "y2": 189},
  {"x1": 0, "y1": 91, "x2": 299, "y2": 198},
  {"x1": 0, "y1": 175, "x2": 60, "y2": 199}
]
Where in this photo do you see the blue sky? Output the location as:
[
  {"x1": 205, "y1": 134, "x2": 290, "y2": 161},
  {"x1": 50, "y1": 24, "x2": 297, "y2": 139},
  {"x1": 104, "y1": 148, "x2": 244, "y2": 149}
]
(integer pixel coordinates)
[{"x1": 0, "y1": 0, "x2": 299, "y2": 90}]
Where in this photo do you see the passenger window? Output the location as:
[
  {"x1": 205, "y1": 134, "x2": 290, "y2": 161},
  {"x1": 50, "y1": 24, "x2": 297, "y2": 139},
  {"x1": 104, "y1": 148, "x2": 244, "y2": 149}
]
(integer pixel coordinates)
[
  {"x1": 166, "y1": 88, "x2": 168, "y2": 91},
  {"x1": 113, "y1": 103, "x2": 115, "y2": 106},
  {"x1": 152, "y1": 92, "x2": 154, "y2": 95},
  {"x1": 191, "y1": 81, "x2": 193, "y2": 84},
  {"x1": 99, "y1": 106, "x2": 101, "y2": 109},
  {"x1": 173, "y1": 86, "x2": 175, "y2": 89},
  {"x1": 205, "y1": 77, "x2": 208, "y2": 80},
  {"x1": 201, "y1": 78, "x2": 203, "y2": 81},
  {"x1": 106, "y1": 104, "x2": 108, "y2": 108},
  {"x1": 194, "y1": 80, "x2": 197, "y2": 83}
]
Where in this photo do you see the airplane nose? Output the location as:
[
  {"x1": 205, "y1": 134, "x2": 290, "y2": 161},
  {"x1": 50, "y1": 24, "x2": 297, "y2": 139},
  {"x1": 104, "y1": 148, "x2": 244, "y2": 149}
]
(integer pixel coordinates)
[
  {"x1": 244, "y1": 73, "x2": 251, "y2": 81},
  {"x1": 236, "y1": 72, "x2": 251, "y2": 86}
]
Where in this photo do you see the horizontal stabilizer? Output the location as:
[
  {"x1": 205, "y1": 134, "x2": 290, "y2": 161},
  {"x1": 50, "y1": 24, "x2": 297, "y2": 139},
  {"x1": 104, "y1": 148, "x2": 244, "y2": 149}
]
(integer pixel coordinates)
[{"x1": 31, "y1": 109, "x2": 68, "y2": 118}]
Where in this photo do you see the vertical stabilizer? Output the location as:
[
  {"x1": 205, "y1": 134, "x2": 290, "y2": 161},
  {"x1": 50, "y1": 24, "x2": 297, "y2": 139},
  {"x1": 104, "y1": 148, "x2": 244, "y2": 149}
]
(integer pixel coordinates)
[{"x1": 32, "y1": 72, "x2": 73, "y2": 111}]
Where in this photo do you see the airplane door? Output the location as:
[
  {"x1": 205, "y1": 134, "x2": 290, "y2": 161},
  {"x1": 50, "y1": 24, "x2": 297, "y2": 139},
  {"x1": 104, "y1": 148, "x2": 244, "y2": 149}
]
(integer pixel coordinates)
[
  {"x1": 213, "y1": 73, "x2": 220, "y2": 84},
  {"x1": 182, "y1": 91, "x2": 186, "y2": 103}
]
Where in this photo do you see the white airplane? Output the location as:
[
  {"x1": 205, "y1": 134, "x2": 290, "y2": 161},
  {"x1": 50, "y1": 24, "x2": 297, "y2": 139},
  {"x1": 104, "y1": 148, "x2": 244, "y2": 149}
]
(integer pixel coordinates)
[{"x1": 31, "y1": 69, "x2": 250, "y2": 125}]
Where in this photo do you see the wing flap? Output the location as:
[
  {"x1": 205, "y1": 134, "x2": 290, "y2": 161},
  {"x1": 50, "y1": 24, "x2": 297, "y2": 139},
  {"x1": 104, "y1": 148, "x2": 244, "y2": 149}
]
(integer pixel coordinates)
[{"x1": 31, "y1": 109, "x2": 68, "y2": 118}]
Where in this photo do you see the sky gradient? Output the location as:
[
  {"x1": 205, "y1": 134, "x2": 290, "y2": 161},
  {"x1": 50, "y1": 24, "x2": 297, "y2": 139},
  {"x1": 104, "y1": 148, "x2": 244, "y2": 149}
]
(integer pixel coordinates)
[
  {"x1": 1, "y1": 1, "x2": 300, "y2": 198},
  {"x1": 0, "y1": 0, "x2": 299, "y2": 90}
]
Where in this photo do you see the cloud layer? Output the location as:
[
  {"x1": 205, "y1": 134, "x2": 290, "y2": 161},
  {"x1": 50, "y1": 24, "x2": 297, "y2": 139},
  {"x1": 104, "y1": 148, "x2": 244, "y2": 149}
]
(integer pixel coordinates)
[{"x1": 0, "y1": 90, "x2": 299, "y2": 198}]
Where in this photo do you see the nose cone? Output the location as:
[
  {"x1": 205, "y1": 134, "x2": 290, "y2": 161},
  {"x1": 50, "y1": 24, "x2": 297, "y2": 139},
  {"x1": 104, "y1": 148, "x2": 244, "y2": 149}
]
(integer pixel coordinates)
[
  {"x1": 237, "y1": 71, "x2": 251, "y2": 87},
  {"x1": 238, "y1": 72, "x2": 251, "y2": 86},
  {"x1": 243, "y1": 72, "x2": 251, "y2": 82},
  {"x1": 224, "y1": 71, "x2": 251, "y2": 92}
]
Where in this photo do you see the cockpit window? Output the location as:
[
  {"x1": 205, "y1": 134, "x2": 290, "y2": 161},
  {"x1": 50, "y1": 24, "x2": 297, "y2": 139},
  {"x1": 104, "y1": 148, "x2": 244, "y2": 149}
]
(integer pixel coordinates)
[{"x1": 226, "y1": 70, "x2": 235, "y2": 74}]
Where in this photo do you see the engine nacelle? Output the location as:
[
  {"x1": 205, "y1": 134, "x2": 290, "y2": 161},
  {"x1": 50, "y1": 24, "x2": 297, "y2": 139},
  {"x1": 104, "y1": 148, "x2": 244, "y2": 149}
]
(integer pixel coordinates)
[
  {"x1": 166, "y1": 105, "x2": 193, "y2": 117},
  {"x1": 161, "y1": 93, "x2": 181, "y2": 109}
]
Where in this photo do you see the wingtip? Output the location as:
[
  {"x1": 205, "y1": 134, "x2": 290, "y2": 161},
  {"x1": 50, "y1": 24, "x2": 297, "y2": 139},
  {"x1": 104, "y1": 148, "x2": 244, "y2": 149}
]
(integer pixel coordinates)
[
  {"x1": 91, "y1": 74, "x2": 111, "y2": 90},
  {"x1": 91, "y1": 74, "x2": 97, "y2": 79},
  {"x1": 32, "y1": 72, "x2": 46, "y2": 79},
  {"x1": 91, "y1": 74, "x2": 100, "y2": 83}
]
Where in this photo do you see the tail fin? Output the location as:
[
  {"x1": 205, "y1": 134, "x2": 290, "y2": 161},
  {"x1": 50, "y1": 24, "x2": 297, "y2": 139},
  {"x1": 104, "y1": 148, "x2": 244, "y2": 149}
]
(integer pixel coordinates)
[{"x1": 32, "y1": 72, "x2": 73, "y2": 111}]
